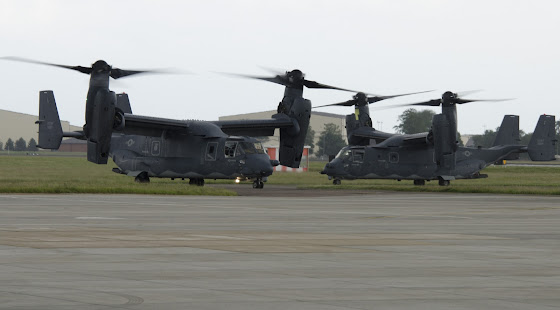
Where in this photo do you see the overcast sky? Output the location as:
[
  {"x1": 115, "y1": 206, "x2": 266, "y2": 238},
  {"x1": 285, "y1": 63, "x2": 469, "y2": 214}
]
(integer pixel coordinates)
[{"x1": 1, "y1": 0, "x2": 558, "y2": 134}]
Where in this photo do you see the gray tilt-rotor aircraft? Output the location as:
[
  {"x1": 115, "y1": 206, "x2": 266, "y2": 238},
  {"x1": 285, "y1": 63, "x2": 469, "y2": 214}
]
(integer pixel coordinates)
[
  {"x1": 320, "y1": 91, "x2": 557, "y2": 186},
  {"x1": 3, "y1": 57, "x2": 354, "y2": 188}
]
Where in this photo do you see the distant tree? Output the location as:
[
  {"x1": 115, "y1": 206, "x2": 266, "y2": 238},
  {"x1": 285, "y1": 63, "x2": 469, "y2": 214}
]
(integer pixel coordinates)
[
  {"x1": 471, "y1": 128, "x2": 497, "y2": 148},
  {"x1": 317, "y1": 123, "x2": 346, "y2": 157},
  {"x1": 15, "y1": 138, "x2": 27, "y2": 151},
  {"x1": 0, "y1": 141, "x2": 3, "y2": 151},
  {"x1": 520, "y1": 130, "x2": 532, "y2": 146},
  {"x1": 456, "y1": 131, "x2": 464, "y2": 147},
  {"x1": 4, "y1": 138, "x2": 14, "y2": 151},
  {"x1": 304, "y1": 125, "x2": 315, "y2": 155},
  {"x1": 394, "y1": 109, "x2": 435, "y2": 134},
  {"x1": 28, "y1": 138, "x2": 38, "y2": 151}
]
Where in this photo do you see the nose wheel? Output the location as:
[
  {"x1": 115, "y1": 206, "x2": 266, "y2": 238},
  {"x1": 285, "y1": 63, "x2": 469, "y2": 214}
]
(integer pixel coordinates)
[
  {"x1": 253, "y1": 179, "x2": 264, "y2": 189},
  {"x1": 134, "y1": 171, "x2": 150, "y2": 183},
  {"x1": 333, "y1": 179, "x2": 342, "y2": 185}
]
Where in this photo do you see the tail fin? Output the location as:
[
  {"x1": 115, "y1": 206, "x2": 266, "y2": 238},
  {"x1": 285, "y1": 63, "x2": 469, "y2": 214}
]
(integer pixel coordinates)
[
  {"x1": 277, "y1": 97, "x2": 311, "y2": 168},
  {"x1": 493, "y1": 115, "x2": 520, "y2": 160},
  {"x1": 36, "y1": 91, "x2": 63, "y2": 149},
  {"x1": 528, "y1": 115, "x2": 557, "y2": 161},
  {"x1": 493, "y1": 115, "x2": 520, "y2": 146}
]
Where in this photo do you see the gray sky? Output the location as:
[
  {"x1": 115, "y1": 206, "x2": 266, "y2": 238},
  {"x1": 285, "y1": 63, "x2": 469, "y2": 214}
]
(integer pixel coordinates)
[{"x1": 1, "y1": 0, "x2": 558, "y2": 134}]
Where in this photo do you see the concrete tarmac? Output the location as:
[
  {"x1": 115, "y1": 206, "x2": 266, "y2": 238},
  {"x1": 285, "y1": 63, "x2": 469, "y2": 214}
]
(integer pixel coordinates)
[{"x1": 1, "y1": 191, "x2": 559, "y2": 309}]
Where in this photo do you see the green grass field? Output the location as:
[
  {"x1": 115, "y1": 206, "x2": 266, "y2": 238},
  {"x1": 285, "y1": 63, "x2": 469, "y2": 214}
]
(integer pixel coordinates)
[
  {"x1": 1, "y1": 154, "x2": 559, "y2": 195},
  {"x1": 0, "y1": 154, "x2": 235, "y2": 196}
]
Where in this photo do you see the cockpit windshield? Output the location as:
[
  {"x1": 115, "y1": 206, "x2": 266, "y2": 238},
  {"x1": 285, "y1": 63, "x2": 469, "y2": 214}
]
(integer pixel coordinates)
[
  {"x1": 335, "y1": 147, "x2": 351, "y2": 159},
  {"x1": 239, "y1": 142, "x2": 265, "y2": 155}
]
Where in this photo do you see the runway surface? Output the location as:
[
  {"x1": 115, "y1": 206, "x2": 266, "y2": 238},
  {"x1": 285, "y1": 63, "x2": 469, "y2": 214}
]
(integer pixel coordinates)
[{"x1": 1, "y1": 190, "x2": 559, "y2": 309}]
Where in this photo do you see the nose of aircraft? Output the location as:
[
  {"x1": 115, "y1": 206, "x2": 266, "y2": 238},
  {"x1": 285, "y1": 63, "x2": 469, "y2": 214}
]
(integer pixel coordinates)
[
  {"x1": 321, "y1": 161, "x2": 345, "y2": 176},
  {"x1": 243, "y1": 155, "x2": 274, "y2": 177}
]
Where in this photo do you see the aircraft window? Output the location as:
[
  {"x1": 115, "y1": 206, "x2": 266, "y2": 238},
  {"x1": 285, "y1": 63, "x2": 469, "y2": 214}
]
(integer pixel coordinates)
[
  {"x1": 239, "y1": 142, "x2": 265, "y2": 155},
  {"x1": 206, "y1": 142, "x2": 218, "y2": 161},
  {"x1": 352, "y1": 150, "x2": 365, "y2": 162},
  {"x1": 336, "y1": 148, "x2": 351, "y2": 159},
  {"x1": 389, "y1": 152, "x2": 399, "y2": 163},
  {"x1": 224, "y1": 141, "x2": 238, "y2": 158}
]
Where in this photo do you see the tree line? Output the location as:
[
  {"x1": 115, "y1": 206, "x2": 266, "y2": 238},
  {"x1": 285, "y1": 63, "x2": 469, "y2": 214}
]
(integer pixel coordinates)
[{"x1": 0, "y1": 138, "x2": 39, "y2": 152}]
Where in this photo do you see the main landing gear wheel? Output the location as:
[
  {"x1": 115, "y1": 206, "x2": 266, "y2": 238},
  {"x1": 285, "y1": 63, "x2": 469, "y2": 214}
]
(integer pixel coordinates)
[
  {"x1": 333, "y1": 179, "x2": 342, "y2": 185},
  {"x1": 189, "y1": 178, "x2": 205, "y2": 186},
  {"x1": 252, "y1": 179, "x2": 264, "y2": 189},
  {"x1": 413, "y1": 180, "x2": 426, "y2": 186},
  {"x1": 134, "y1": 172, "x2": 150, "y2": 183},
  {"x1": 438, "y1": 179, "x2": 450, "y2": 186}
]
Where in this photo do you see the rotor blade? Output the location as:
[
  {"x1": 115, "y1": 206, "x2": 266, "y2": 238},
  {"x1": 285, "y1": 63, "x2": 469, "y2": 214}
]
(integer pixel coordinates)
[
  {"x1": 110, "y1": 68, "x2": 168, "y2": 79},
  {"x1": 302, "y1": 79, "x2": 359, "y2": 92},
  {"x1": 217, "y1": 72, "x2": 289, "y2": 86},
  {"x1": 456, "y1": 89, "x2": 483, "y2": 97},
  {"x1": 314, "y1": 99, "x2": 358, "y2": 108},
  {"x1": 456, "y1": 98, "x2": 513, "y2": 104},
  {"x1": 257, "y1": 65, "x2": 287, "y2": 76},
  {"x1": 405, "y1": 99, "x2": 443, "y2": 107},
  {"x1": 367, "y1": 90, "x2": 434, "y2": 103},
  {"x1": 1, "y1": 56, "x2": 92, "y2": 74}
]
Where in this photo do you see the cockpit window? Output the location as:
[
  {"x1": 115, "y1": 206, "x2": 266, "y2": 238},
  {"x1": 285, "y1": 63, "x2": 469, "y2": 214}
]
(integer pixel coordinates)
[
  {"x1": 238, "y1": 142, "x2": 265, "y2": 155},
  {"x1": 224, "y1": 141, "x2": 237, "y2": 158},
  {"x1": 336, "y1": 148, "x2": 351, "y2": 159}
]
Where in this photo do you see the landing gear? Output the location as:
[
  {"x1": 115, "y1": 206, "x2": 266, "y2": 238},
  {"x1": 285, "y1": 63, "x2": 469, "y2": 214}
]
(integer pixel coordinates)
[
  {"x1": 333, "y1": 179, "x2": 342, "y2": 185},
  {"x1": 189, "y1": 178, "x2": 205, "y2": 186},
  {"x1": 135, "y1": 172, "x2": 150, "y2": 183},
  {"x1": 438, "y1": 179, "x2": 450, "y2": 186},
  {"x1": 252, "y1": 179, "x2": 264, "y2": 189},
  {"x1": 413, "y1": 179, "x2": 426, "y2": 186}
]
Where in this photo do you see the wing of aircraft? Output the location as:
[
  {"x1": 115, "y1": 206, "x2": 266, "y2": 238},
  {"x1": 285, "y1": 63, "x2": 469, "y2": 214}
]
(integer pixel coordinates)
[{"x1": 212, "y1": 114, "x2": 295, "y2": 136}]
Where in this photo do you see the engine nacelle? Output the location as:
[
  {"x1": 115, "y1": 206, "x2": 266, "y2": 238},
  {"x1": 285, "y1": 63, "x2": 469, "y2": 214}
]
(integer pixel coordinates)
[
  {"x1": 86, "y1": 89, "x2": 116, "y2": 164},
  {"x1": 432, "y1": 114, "x2": 456, "y2": 171},
  {"x1": 276, "y1": 97, "x2": 311, "y2": 168}
]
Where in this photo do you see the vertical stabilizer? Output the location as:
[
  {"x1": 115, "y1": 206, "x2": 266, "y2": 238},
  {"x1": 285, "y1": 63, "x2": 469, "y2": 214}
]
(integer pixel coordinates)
[
  {"x1": 116, "y1": 93, "x2": 132, "y2": 114},
  {"x1": 493, "y1": 115, "x2": 520, "y2": 160},
  {"x1": 36, "y1": 90, "x2": 63, "y2": 149},
  {"x1": 528, "y1": 115, "x2": 557, "y2": 161}
]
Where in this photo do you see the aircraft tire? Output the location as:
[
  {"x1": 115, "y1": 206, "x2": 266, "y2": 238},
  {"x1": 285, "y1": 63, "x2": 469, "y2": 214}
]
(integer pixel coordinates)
[
  {"x1": 135, "y1": 172, "x2": 150, "y2": 183},
  {"x1": 253, "y1": 180, "x2": 264, "y2": 189},
  {"x1": 413, "y1": 180, "x2": 426, "y2": 186},
  {"x1": 438, "y1": 179, "x2": 450, "y2": 186},
  {"x1": 333, "y1": 179, "x2": 341, "y2": 185}
]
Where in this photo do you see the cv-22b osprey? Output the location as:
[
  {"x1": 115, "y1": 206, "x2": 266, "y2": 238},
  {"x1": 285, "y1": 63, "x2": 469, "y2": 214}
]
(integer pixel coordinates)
[
  {"x1": 321, "y1": 91, "x2": 557, "y2": 186},
  {"x1": 3, "y1": 57, "x2": 353, "y2": 188}
]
